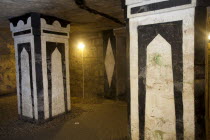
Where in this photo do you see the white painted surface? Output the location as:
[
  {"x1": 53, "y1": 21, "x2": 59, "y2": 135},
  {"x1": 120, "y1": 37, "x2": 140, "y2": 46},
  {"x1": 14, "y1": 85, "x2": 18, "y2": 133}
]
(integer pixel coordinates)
[
  {"x1": 14, "y1": 41, "x2": 21, "y2": 115},
  {"x1": 51, "y1": 48, "x2": 65, "y2": 117},
  {"x1": 41, "y1": 18, "x2": 70, "y2": 38},
  {"x1": 65, "y1": 39, "x2": 71, "y2": 111},
  {"x1": 14, "y1": 36, "x2": 38, "y2": 120},
  {"x1": 40, "y1": 21, "x2": 71, "y2": 118},
  {"x1": 129, "y1": 8, "x2": 195, "y2": 140},
  {"x1": 21, "y1": 48, "x2": 33, "y2": 118},
  {"x1": 145, "y1": 34, "x2": 176, "y2": 139},
  {"x1": 41, "y1": 36, "x2": 71, "y2": 119},
  {"x1": 41, "y1": 36, "x2": 49, "y2": 119},
  {"x1": 105, "y1": 38, "x2": 115, "y2": 87}
]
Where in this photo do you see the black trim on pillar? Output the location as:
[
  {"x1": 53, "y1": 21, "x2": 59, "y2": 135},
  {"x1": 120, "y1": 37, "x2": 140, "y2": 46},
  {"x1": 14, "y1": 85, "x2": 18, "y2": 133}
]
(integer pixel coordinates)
[
  {"x1": 131, "y1": 0, "x2": 191, "y2": 15},
  {"x1": 194, "y1": 7, "x2": 207, "y2": 140},
  {"x1": 14, "y1": 29, "x2": 31, "y2": 36},
  {"x1": 9, "y1": 13, "x2": 31, "y2": 27},
  {"x1": 43, "y1": 30, "x2": 68, "y2": 36},
  {"x1": 126, "y1": 19, "x2": 131, "y2": 139},
  {"x1": 31, "y1": 13, "x2": 45, "y2": 121},
  {"x1": 18, "y1": 43, "x2": 35, "y2": 119},
  {"x1": 9, "y1": 12, "x2": 71, "y2": 123},
  {"x1": 196, "y1": 0, "x2": 210, "y2": 6},
  {"x1": 46, "y1": 42, "x2": 67, "y2": 118},
  {"x1": 9, "y1": 13, "x2": 70, "y2": 28},
  {"x1": 103, "y1": 30, "x2": 116, "y2": 99},
  {"x1": 40, "y1": 14, "x2": 70, "y2": 28},
  {"x1": 138, "y1": 21, "x2": 183, "y2": 140}
]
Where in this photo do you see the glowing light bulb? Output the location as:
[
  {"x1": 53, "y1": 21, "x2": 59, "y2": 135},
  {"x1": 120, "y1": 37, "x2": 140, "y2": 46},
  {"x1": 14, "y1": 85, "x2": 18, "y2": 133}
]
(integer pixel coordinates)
[
  {"x1": 208, "y1": 34, "x2": 210, "y2": 40},
  {"x1": 78, "y1": 42, "x2": 85, "y2": 50}
]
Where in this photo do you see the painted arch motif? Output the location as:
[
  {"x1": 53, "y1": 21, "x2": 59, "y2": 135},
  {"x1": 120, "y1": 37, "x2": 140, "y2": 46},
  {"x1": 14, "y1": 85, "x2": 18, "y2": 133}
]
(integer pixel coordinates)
[
  {"x1": 46, "y1": 42, "x2": 68, "y2": 118},
  {"x1": 145, "y1": 34, "x2": 176, "y2": 139},
  {"x1": 17, "y1": 43, "x2": 34, "y2": 119},
  {"x1": 138, "y1": 21, "x2": 183, "y2": 140}
]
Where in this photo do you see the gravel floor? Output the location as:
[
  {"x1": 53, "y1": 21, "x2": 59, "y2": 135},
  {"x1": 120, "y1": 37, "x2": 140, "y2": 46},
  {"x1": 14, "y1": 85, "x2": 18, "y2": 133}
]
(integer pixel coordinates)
[{"x1": 0, "y1": 95, "x2": 129, "y2": 140}]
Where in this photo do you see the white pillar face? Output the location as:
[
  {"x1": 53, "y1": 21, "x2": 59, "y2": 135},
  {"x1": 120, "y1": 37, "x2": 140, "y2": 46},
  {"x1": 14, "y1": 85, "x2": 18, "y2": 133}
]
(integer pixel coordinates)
[
  {"x1": 51, "y1": 48, "x2": 65, "y2": 116},
  {"x1": 145, "y1": 34, "x2": 176, "y2": 139},
  {"x1": 126, "y1": 0, "x2": 207, "y2": 137},
  {"x1": 10, "y1": 13, "x2": 71, "y2": 122},
  {"x1": 21, "y1": 48, "x2": 33, "y2": 118}
]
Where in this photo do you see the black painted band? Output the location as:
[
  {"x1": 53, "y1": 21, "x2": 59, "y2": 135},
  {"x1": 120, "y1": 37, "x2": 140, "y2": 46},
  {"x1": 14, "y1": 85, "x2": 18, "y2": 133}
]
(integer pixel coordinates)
[
  {"x1": 32, "y1": 13, "x2": 45, "y2": 120},
  {"x1": 43, "y1": 30, "x2": 68, "y2": 36},
  {"x1": 194, "y1": 7, "x2": 207, "y2": 139},
  {"x1": 9, "y1": 12, "x2": 70, "y2": 28},
  {"x1": 14, "y1": 29, "x2": 31, "y2": 36},
  {"x1": 131, "y1": 0, "x2": 191, "y2": 15}
]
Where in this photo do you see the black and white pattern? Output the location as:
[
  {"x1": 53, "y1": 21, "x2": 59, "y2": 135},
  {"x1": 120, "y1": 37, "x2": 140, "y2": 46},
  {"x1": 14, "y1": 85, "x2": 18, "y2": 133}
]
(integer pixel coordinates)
[
  {"x1": 126, "y1": 0, "x2": 207, "y2": 138},
  {"x1": 138, "y1": 21, "x2": 183, "y2": 140},
  {"x1": 10, "y1": 13, "x2": 71, "y2": 123},
  {"x1": 131, "y1": 0, "x2": 192, "y2": 15},
  {"x1": 46, "y1": 42, "x2": 68, "y2": 118},
  {"x1": 103, "y1": 30, "x2": 116, "y2": 99},
  {"x1": 126, "y1": 0, "x2": 197, "y2": 18}
]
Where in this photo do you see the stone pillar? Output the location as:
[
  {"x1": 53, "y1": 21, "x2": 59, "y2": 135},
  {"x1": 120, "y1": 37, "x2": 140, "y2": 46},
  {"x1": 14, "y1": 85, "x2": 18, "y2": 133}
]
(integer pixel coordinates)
[
  {"x1": 125, "y1": 1, "x2": 208, "y2": 139},
  {"x1": 103, "y1": 30, "x2": 116, "y2": 99},
  {"x1": 114, "y1": 28, "x2": 127, "y2": 99},
  {"x1": 9, "y1": 13, "x2": 71, "y2": 123}
]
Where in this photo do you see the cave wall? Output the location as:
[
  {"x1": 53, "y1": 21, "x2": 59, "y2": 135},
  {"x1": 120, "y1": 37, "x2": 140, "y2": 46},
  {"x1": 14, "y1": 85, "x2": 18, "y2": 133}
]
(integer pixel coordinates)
[
  {"x1": 69, "y1": 32, "x2": 104, "y2": 98},
  {"x1": 0, "y1": 27, "x2": 16, "y2": 95},
  {"x1": 0, "y1": 28, "x2": 105, "y2": 98}
]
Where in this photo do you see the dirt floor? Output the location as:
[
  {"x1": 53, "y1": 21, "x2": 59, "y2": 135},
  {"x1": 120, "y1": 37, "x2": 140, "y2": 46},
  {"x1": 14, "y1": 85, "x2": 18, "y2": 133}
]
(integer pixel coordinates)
[{"x1": 0, "y1": 95, "x2": 129, "y2": 140}]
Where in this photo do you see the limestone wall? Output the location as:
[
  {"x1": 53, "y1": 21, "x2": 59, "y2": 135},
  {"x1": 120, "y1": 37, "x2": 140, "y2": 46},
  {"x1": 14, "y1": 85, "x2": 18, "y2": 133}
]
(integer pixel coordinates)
[
  {"x1": 69, "y1": 32, "x2": 104, "y2": 98},
  {"x1": 0, "y1": 27, "x2": 16, "y2": 95}
]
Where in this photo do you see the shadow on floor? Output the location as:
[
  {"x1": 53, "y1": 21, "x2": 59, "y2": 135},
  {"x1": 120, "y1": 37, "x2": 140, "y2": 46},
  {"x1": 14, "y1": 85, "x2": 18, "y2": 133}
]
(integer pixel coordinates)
[{"x1": 0, "y1": 95, "x2": 129, "y2": 140}]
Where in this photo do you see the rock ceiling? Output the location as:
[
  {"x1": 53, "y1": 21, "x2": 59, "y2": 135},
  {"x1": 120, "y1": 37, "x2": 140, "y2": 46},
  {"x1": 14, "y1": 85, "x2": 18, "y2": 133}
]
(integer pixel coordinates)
[{"x1": 0, "y1": 0, "x2": 125, "y2": 32}]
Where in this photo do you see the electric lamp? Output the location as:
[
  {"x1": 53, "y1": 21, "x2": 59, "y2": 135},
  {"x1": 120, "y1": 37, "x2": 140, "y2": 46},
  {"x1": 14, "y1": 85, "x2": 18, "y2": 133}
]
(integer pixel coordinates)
[
  {"x1": 208, "y1": 34, "x2": 210, "y2": 43},
  {"x1": 78, "y1": 42, "x2": 85, "y2": 50}
]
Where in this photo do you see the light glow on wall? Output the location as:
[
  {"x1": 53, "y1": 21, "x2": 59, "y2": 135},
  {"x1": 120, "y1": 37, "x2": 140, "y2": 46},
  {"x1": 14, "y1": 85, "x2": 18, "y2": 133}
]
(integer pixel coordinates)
[{"x1": 77, "y1": 41, "x2": 85, "y2": 98}]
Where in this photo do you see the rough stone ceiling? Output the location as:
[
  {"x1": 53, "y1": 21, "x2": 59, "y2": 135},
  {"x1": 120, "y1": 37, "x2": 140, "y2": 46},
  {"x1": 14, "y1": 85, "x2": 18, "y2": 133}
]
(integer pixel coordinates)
[{"x1": 0, "y1": 0, "x2": 125, "y2": 32}]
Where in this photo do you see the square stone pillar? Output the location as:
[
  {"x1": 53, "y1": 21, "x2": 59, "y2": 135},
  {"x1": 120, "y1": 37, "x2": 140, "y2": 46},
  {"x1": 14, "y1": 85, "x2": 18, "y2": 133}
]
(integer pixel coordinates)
[
  {"x1": 9, "y1": 13, "x2": 71, "y2": 123},
  {"x1": 103, "y1": 30, "x2": 116, "y2": 99},
  {"x1": 114, "y1": 28, "x2": 127, "y2": 99},
  {"x1": 125, "y1": 1, "x2": 208, "y2": 139}
]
